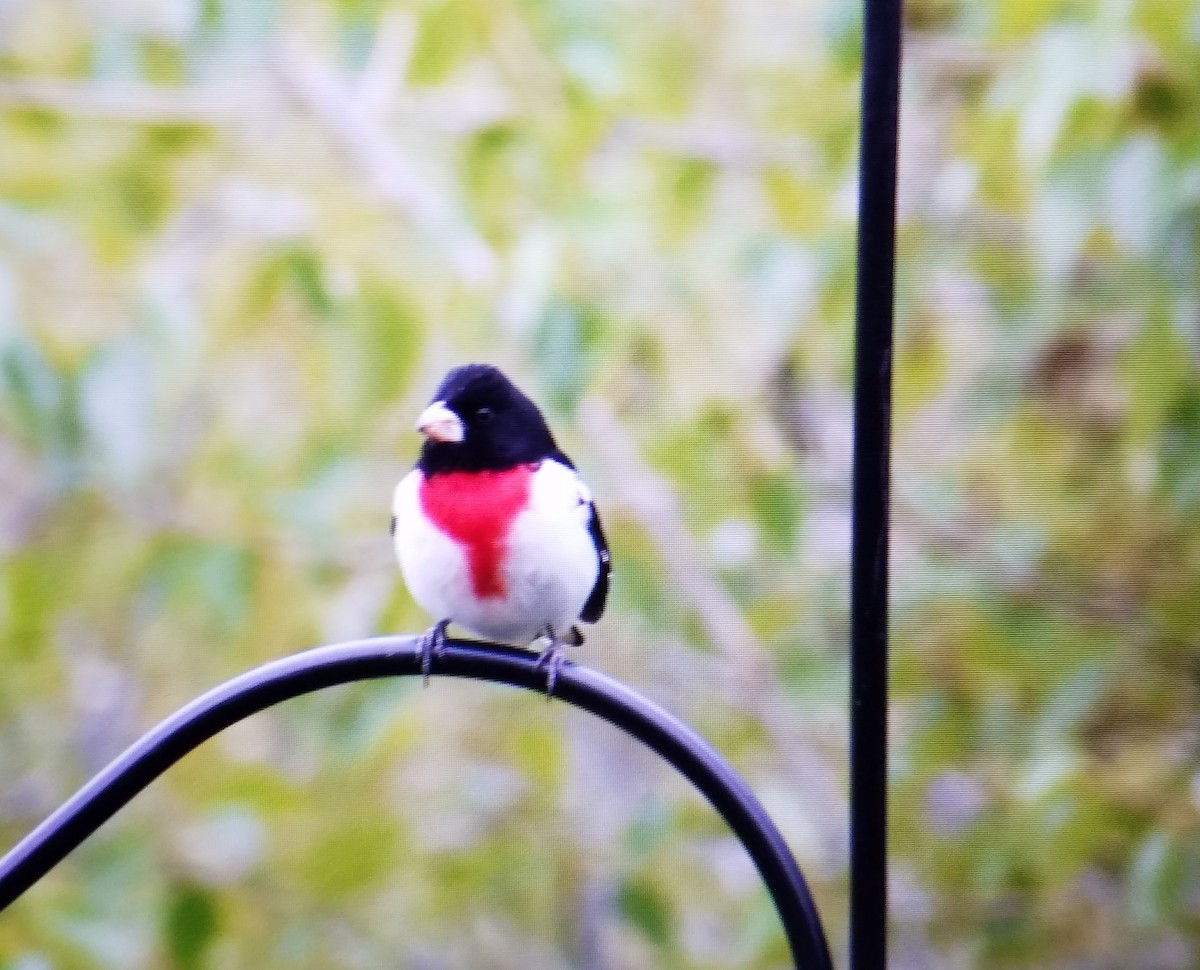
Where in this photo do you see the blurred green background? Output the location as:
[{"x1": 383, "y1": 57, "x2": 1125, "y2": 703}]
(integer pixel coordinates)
[{"x1": 2, "y1": 0, "x2": 1199, "y2": 966}]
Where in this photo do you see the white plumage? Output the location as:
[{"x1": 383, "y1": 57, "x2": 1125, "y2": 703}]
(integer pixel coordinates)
[{"x1": 393, "y1": 459, "x2": 601, "y2": 645}]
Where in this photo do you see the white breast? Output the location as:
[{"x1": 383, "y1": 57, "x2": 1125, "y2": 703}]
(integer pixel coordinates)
[{"x1": 392, "y1": 461, "x2": 600, "y2": 645}]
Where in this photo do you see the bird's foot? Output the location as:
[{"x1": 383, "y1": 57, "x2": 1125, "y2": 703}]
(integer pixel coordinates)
[
  {"x1": 419, "y1": 619, "x2": 450, "y2": 686},
  {"x1": 535, "y1": 627, "x2": 568, "y2": 697}
]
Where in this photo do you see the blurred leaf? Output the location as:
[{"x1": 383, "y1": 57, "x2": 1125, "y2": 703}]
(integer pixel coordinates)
[
  {"x1": 895, "y1": 313, "x2": 950, "y2": 414},
  {"x1": 0, "y1": 551, "x2": 60, "y2": 659},
  {"x1": 661, "y1": 156, "x2": 716, "y2": 237},
  {"x1": 323, "y1": 679, "x2": 415, "y2": 757},
  {"x1": 1129, "y1": 831, "x2": 1175, "y2": 927},
  {"x1": 297, "y1": 817, "x2": 399, "y2": 899},
  {"x1": 624, "y1": 802, "x2": 675, "y2": 860},
  {"x1": 145, "y1": 538, "x2": 254, "y2": 634},
  {"x1": 139, "y1": 42, "x2": 187, "y2": 85},
  {"x1": 283, "y1": 246, "x2": 335, "y2": 317},
  {"x1": 163, "y1": 884, "x2": 218, "y2": 970},
  {"x1": 108, "y1": 151, "x2": 172, "y2": 235},
  {"x1": 616, "y1": 876, "x2": 673, "y2": 948},
  {"x1": 748, "y1": 470, "x2": 802, "y2": 552},
  {"x1": 350, "y1": 280, "x2": 423, "y2": 409},
  {"x1": 0, "y1": 337, "x2": 68, "y2": 455},
  {"x1": 408, "y1": 0, "x2": 480, "y2": 85},
  {"x1": 1122, "y1": 309, "x2": 1190, "y2": 439},
  {"x1": 1158, "y1": 386, "x2": 1200, "y2": 509},
  {"x1": 79, "y1": 335, "x2": 152, "y2": 489},
  {"x1": 763, "y1": 166, "x2": 824, "y2": 235},
  {"x1": 530, "y1": 301, "x2": 603, "y2": 415}
]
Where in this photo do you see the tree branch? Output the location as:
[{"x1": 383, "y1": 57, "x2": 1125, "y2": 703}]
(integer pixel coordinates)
[{"x1": 271, "y1": 44, "x2": 497, "y2": 286}]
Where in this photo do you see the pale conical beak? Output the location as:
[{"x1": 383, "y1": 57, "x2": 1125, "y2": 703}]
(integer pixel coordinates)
[{"x1": 416, "y1": 401, "x2": 465, "y2": 443}]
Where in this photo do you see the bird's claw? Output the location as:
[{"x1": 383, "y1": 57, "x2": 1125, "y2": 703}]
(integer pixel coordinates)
[
  {"x1": 536, "y1": 628, "x2": 567, "y2": 697},
  {"x1": 419, "y1": 619, "x2": 449, "y2": 686}
]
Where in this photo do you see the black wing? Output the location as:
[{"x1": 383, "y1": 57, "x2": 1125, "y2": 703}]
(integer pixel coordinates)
[
  {"x1": 580, "y1": 502, "x2": 611, "y2": 622},
  {"x1": 554, "y1": 449, "x2": 611, "y2": 623}
]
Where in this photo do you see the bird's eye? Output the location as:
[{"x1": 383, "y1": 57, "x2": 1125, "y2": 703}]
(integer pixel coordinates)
[{"x1": 476, "y1": 406, "x2": 494, "y2": 422}]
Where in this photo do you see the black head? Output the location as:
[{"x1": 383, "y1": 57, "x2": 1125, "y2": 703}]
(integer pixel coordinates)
[{"x1": 415, "y1": 364, "x2": 558, "y2": 474}]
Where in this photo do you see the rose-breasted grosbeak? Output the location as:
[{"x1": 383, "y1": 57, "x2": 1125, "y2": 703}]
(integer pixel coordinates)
[{"x1": 391, "y1": 365, "x2": 611, "y2": 693}]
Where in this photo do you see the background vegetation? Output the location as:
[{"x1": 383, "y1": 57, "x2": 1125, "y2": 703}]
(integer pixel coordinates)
[{"x1": 1, "y1": 0, "x2": 1198, "y2": 967}]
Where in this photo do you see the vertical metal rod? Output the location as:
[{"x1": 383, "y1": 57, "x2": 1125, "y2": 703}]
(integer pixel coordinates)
[{"x1": 850, "y1": 0, "x2": 902, "y2": 964}]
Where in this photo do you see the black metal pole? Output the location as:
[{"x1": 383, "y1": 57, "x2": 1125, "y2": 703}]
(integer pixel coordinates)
[
  {"x1": 851, "y1": 0, "x2": 902, "y2": 964},
  {"x1": 0, "y1": 637, "x2": 833, "y2": 969}
]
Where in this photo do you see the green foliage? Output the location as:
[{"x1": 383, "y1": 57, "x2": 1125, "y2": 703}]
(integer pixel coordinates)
[
  {"x1": 0, "y1": 0, "x2": 1198, "y2": 965},
  {"x1": 616, "y1": 876, "x2": 673, "y2": 948},
  {"x1": 163, "y1": 884, "x2": 218, "y2": 970},
  {"x1": 529, "y1": 300, "x2": 603, "y2": 415},
  {"x1": 408, "y1": 0, "x2": 481, "y2": 86}
]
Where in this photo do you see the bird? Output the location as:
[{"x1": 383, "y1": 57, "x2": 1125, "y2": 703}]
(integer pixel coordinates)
[{"x1": 391, "y1": 364, "x2": 611, "y2": 693}]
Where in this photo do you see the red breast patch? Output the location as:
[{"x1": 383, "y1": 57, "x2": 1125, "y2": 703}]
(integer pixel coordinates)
[{"x1": 419, "y1": 465, "x2": 536, "y2": 599}]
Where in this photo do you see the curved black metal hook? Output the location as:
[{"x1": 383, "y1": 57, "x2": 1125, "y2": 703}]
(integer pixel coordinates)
[{"x1": 0, "y1": 637, "x2": 833, "y2": 968}]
